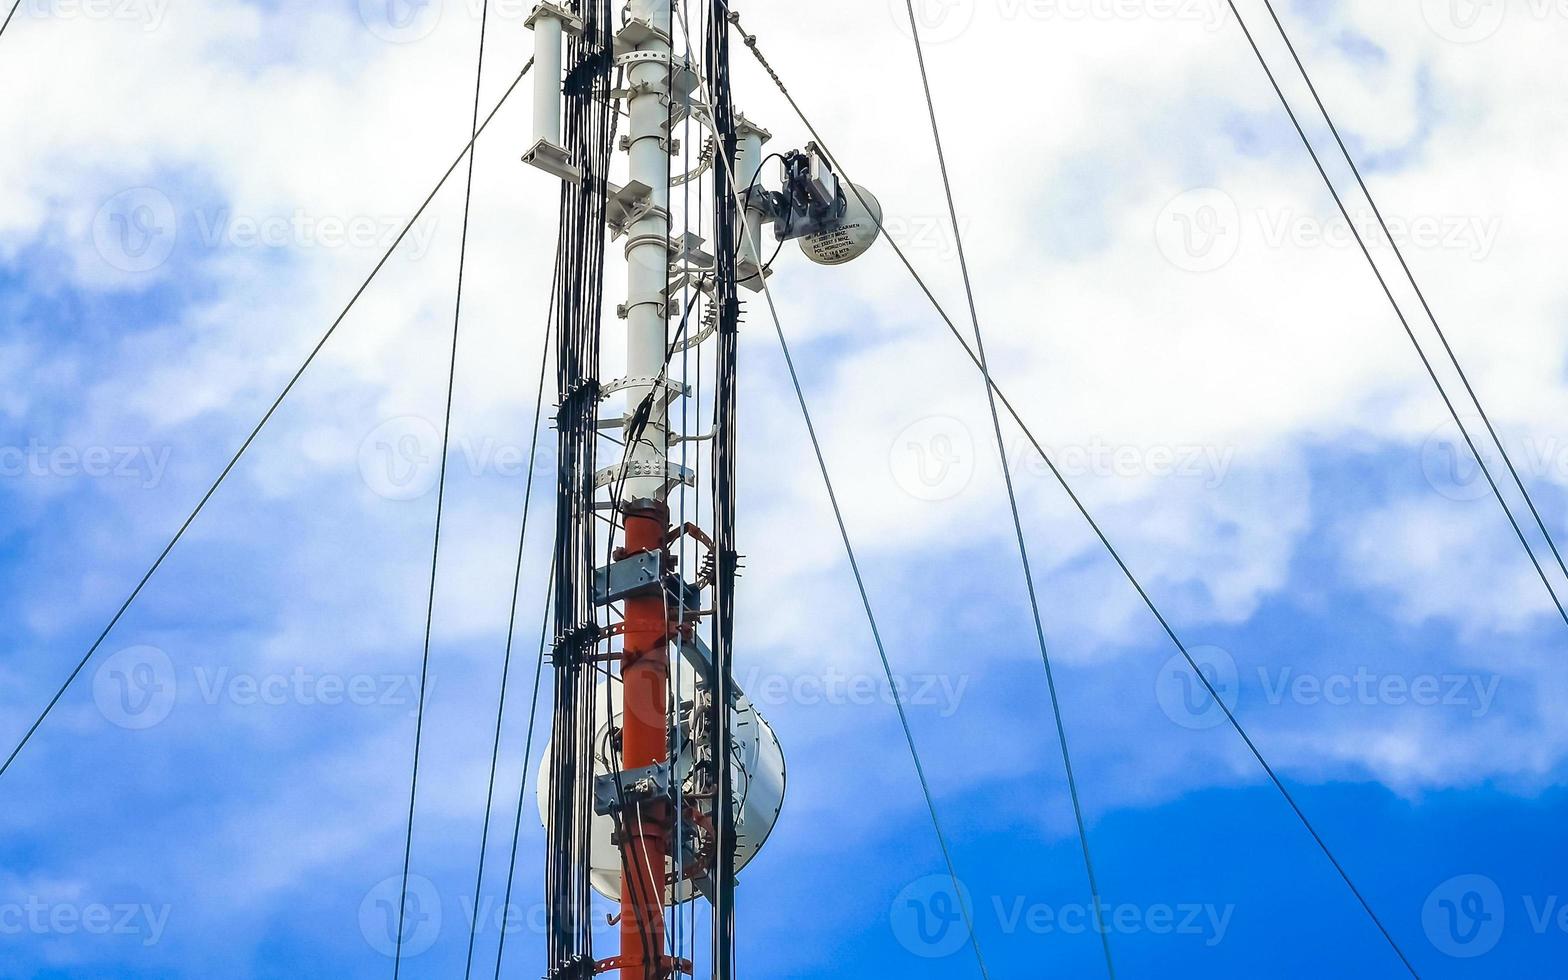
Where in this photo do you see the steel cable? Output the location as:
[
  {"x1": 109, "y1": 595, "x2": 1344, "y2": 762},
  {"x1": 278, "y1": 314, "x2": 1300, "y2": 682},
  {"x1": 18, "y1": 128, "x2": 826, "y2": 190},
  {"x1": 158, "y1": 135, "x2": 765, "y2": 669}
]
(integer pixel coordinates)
[
  {"x1": 0, "y1": 60, "x2": 534, "y2": 784},
  {"x1": 898, "y1": 4, "x2": 1117, "y2": 975},
  {"x1": 393, "y1": 4, "x2": 494, "y2": 973},
  {"x1": 728, "y1": 15, "x2": 1417, "y2": 975},
  {"x1": 463, "y1": 265, "x2": 556, "y2": 980},
  {"x1": 1249, "y1": 0, "x2": 1568, "y2": 623}
]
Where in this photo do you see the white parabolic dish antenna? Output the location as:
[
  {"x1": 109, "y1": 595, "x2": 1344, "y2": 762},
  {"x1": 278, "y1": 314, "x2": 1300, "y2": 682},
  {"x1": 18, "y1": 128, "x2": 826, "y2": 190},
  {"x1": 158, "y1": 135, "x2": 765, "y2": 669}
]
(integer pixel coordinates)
[
  {"x1": 537, "y1": 671, "x2": 786, "y2": 904},
  {"x1": 799, "y1": 184, "x2": 883, "y2": 266}
]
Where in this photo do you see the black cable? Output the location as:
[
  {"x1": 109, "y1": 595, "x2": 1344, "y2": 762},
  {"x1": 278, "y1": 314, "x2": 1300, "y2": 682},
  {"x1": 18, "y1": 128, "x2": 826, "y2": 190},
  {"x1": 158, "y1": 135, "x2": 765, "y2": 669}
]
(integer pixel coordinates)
[
  {"x1": 754, "y1": 275, "x2": 993, "y2": 980},
  {"x1": 682, "y1": 27, "x2": 991, "y2": 966},
  {"x1": 1221, "y1": 0, "x2": 1566, "y2": 632},
  {"x1": 704, "y1": 6, "x2": 742, "y2": 975},
  {"x1": 738, "y1": 215, "x2": 788, "y2": 289},
  {"x1": 393, "y1": 6, "x2": 492, "y2": 974},
  {"x1": 733, "y1": 149, "x2": 787, "y2": 286},
  {"x1": 0, "y1": 0, "x2": 20, "y2": 43},
  {"x1": 0, "y1": 61, "x2": 534, "y2": 785},
  {"x1": 544, "y1": 6, "x2": 617, "y2": 971},
  {"x1": 462, "y1": 269, "x2": 555, "y2": 980},
  {"x1": 494, "y1": 564, "x2": 554, "y2": 980},
  {"x1": 897, "y1": 5, "x2": 1116, "y2": 976},
  {"x1": 1254, "y1": 0, "x2": 1568, "y2": 610},
  {"x1": 727, "y1": 17, "x2": 1418, "y2": 977}
]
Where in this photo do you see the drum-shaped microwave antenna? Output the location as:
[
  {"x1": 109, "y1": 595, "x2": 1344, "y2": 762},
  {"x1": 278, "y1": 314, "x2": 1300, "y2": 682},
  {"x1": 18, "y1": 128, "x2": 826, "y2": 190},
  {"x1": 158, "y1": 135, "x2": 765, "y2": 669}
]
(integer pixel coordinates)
[
  {"x1": 799, "y1": 184, "x2": 883, "y2": 266},
  {"x1": 536, "y1": 670, "x2": 786, "y2": 905}
]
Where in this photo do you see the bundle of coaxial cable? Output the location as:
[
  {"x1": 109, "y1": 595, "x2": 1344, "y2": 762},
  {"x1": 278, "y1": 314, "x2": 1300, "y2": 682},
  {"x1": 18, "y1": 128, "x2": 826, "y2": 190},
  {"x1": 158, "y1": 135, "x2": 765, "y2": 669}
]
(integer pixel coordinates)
[{"x1": 544, "y1": 2, "x2": 617, "y2": 974}]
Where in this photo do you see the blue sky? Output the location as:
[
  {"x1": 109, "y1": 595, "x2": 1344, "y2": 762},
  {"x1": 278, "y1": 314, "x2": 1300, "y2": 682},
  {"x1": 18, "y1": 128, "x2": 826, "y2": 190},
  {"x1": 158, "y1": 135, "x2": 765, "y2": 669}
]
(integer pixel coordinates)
[{"x1": 3, "y1": 0, "x2": 1568, "y2": 977}]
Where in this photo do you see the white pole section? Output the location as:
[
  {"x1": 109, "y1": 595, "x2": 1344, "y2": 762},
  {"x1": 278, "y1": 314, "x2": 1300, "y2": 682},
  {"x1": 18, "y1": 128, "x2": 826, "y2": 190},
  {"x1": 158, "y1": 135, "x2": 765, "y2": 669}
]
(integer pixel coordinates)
[{"x1": 620, "y1": 0, "x2": 676, "y2": 501}]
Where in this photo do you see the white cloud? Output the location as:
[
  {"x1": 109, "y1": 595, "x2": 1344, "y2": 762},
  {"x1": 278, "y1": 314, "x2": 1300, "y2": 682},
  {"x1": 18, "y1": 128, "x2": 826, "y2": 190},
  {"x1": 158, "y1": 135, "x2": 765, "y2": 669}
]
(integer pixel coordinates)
[{"x1": 3, "y1": 1, "x2": 1568, "y2": 966}]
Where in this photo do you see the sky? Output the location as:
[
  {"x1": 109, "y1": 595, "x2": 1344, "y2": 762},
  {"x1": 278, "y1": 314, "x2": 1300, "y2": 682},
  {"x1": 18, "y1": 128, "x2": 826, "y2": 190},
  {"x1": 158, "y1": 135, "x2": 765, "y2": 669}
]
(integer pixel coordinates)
[{"x1": 1, "y1": 0, "x2": 1567, "y2": 977}]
